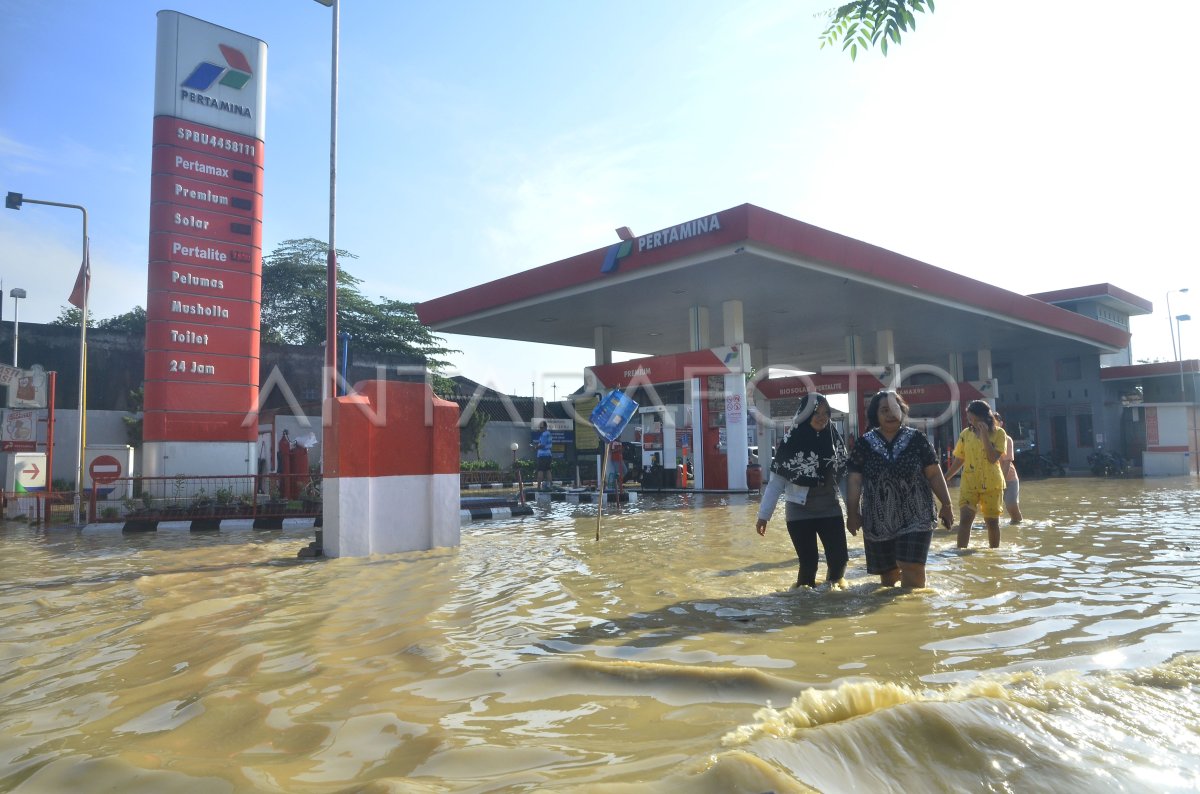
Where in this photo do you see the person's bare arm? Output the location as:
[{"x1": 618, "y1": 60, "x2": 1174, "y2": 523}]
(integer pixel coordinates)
[
  {"x1": 846, "y1": 472, "x2": 863, "y2": 536},
  {"x1": 980, "y1": 426, "x2": 1002, "y2": 464},
  {"x1": 924, "y1": 463, "x2": 954, "y2": 528}
]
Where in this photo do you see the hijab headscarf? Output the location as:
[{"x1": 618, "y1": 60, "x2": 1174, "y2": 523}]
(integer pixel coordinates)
[{"x1": 771, "y1": 393, "x2": 848, "y2": 486}]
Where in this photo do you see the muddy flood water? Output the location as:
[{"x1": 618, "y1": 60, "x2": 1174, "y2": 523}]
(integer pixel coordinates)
[{"x1": 2, "y1": 476, "x2": 1199, "y2": 793}]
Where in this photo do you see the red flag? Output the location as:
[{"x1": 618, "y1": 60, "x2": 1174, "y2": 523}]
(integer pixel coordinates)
[{"x1": 68, "y1": 240, "x2": 90, "y2": 309}]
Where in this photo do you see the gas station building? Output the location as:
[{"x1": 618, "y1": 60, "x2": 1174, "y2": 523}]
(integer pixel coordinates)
[{"x1": 419, "y1": 204, "x2": 1195, "y2": 486}]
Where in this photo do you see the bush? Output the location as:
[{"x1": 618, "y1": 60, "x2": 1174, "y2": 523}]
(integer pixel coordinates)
[{"x1": 460, "y1": 459, "x2": 501, "y2": 471}]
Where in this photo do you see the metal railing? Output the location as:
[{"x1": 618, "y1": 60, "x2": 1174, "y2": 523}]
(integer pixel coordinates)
[
  {"x1": 86, "y1": 472, "x2": 321, "y2": 525},
  {"x1": 1, "y1": 491, "x2": 74, "y2": 525}
]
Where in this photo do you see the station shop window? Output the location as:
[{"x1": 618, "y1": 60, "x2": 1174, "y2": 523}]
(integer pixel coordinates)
[{"x1": 1057, "y1": 356, "x2": 1082, "y2": 381}]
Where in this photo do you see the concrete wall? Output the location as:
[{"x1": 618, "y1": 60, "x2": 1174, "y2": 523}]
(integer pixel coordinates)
[
  {"x1": 995, "y1": 341, "x2": 1108, "y2": 470},
  {"x1": 473, "y1": 421, "x2": 538, "y2": 467}
]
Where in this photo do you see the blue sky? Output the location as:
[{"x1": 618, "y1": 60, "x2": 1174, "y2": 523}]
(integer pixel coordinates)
[{"x1": 2, "y1": 1, "x2": 1196, "y2": 398}]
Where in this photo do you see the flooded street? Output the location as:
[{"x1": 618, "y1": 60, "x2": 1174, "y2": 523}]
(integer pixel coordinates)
[{"x1": 2, "y1": 476, "x2": 1199, "y2": 792}]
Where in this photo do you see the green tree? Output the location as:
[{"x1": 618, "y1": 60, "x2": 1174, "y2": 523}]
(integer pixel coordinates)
[
  {"x1": 123, "y1": 386, "x2": 143, "y2": 446},
  {"x1": 99, "y1": 306, "x2": 147, "y2": 334},
  {"x1": 820, "y1": 0, "x2": 935, "y2": 60},
  {"x1": 460, "y1": 410, "x2": 490, "y2": 461},
  {"x1": 261, "y1": 238, "x2": 458, "y2": 388},
  {"x1": 260, "y1": 238, "x2": 358, "y2": 346},
  {"x1": 52, "y1": 305, "x2": 146, "y2": 333},
  {"x1": 51, "y1": 306, "x2": 95, "y2": 328}
]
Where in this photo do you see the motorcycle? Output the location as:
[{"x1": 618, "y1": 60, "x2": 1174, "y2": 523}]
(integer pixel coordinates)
[
  {"x1": 1087, "y1": 448, "x2": 1127, "y2": 477},
  {"x1": 1014, "y1": 444, "x2": 1066, "y2": 478}
]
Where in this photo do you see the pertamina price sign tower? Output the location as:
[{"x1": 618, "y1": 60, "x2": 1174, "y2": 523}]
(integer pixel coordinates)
[{"x1": 143, "y1": 12, "x2": 267, "y2": 476}]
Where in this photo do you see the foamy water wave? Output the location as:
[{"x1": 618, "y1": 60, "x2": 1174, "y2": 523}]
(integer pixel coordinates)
[{"x1": 722, "y1": 655, "x2": 1200, "y2": 792}]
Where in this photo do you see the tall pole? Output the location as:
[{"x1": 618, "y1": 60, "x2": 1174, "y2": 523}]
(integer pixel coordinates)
[
  {"x1": 4, "y1": 195, "x2": 87, "y2": 523},
  {"x1": 79, "y1": 244, "x2": 88, "y2": 522},
  {"x1": 1177, "y1": 315, "x2": 1189, "y2": 399},
  {"x1": 11, "y1": 293, "x2": 19, "y2": 364},
  {"x1": 1167, "y1": 292, "x2": 1177, "y2": 361},
  {"x1": 46, "y1": 371, "x2": 56, "y2": 505},
  {"x1": 325, "y1": 0, "x2": 340, "y2": 405},
  {"x1": 1167, "y1": 288, "x2": 1189, "y2": 362},
  {"x1": 9, "y1": 288, "x2": 29, "y2": 366}
]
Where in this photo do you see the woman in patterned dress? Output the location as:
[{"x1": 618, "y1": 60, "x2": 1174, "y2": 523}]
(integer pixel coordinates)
[{"x1": 846, "y1": 391, "x2": 954, "y2": 588}]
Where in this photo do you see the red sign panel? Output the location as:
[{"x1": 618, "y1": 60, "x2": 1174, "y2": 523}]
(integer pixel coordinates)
[
  {"x1": 143, "y1": 411, "x2": 258, "y2": 442},
  {"x1": 145, "y1": 320, "x2": 261, "y2": 360},
  {"x1": 146, "y1": 290, "x2": 259, "y2": 330},
  {"x1": 144, "y1": 381, "x2": 258, "y2": 414},
  {"x1": 753, "y1": 373, "x2": 885, "y2": 400},
  {"x1": 1146, "y1": 407, "x2": 1159, "y2": 446},
  {"x1": 153, "y1": 116, "x2": 264, "y2": 167},
  {"x1": 147, "y1": 264, "x2": 261, "y2": 303},
  {"x1": 150, "y1": 173, "x2": 261, "y2": 217},
  {"x1": 588, "y1": 347, "x2": 744, "y2": 389},
  {"x1": 145, "y1": 350, "x2": 259, "y2": 385},
  {"x1": 149, "y1": 203, "x2": 262, "y2": 249},
  {"x1": 148, "y1": 230, "x2": 258, "y2": 272},
  {"x1": 151, "y1": 145, "x2": 262, "y2": 193},
  {"x1": 895, "y1": 382, "x2": 988, "y2": 405}
]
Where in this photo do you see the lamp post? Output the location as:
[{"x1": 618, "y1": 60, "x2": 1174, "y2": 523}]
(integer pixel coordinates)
[
  {"x1": 313, "y1": 0, "x2": 339, "y2": 406},
  {"x1": 1181, "y1": 313, "x2": 1199, "y2": 477},
  {"x1": 9, "y1": 288, "x2": 26, "y2": 367},
  {"x1": 1178, "y1": 314, "x2": 1192, "y2": 399},
  {"x1": 6, "y1": 191, "x2": 89, "y2": 524},
  {"x1": 1166, "y1": 287, "x2": 1189, "y2": 362},
  {"x1": 510, "y1": 441, "x2": 525, "y2": 504}
]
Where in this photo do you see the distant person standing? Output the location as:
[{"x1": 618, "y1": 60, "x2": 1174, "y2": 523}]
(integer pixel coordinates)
[
  {"x1": 535, "y1": 421, "x2": 553, "y2": 490},
  {"x1": 995, "y1": 413, "x2": 1023, "y2": 524},
  {"x1": 846, "y1": 391, "x2": 954, "y2": 589},
  {"x1": 945, "y1": 400, "x2": 1007, "y2": 548},
  {"x1": 607, "y1": 440, "x2": 624, "y2": 490},
  {"x1": 276, "y1": 429, "x2": 291, "y2": 473}
]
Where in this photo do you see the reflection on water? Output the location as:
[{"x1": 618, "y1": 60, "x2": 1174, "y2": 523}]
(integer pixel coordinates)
[{"x1": 1, "y1": 477, "x2": 1199, "y2": 792}]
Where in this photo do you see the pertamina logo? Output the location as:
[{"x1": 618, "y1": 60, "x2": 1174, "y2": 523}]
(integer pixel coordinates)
[
  {"x1": 182, "y1": 44, "x2": 254, "y2": 90},
  {"x1": 600, "y1": 239, "x2": 633, "y2": 274},
  {"x1": 179, "y1": 44, "x2": 254, "y2": 119},
  {"x1": 599, "y1": 214, "x2": 722, "y2": 274}
]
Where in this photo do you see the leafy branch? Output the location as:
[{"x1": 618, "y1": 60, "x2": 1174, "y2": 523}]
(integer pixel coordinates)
[{"x1": 819, "y1": 0, "x2": 935, "y2": 60}]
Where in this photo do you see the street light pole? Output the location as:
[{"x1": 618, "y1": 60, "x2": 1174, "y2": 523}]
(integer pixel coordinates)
[
  {"x1": 1180, "y1": 313, "x2": 1200, "y2": 477},
  {"x1": 9, "y1": 288, "x2": 26, "y2": 366},
  {"x1": 314, "y1": 0, "x2": 339, "y2": 405},
  {"x1": 1166, "y1": 287, "x2": 1189, "y2": 362},
  {"x1": 1177, "y1": 314, "x2": 1191, "y2": 399},
  {"x1": 5, "y1": 192, "x2": 89, "y2": 524}
]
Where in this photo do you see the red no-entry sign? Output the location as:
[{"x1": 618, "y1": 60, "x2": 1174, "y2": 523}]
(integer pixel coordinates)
[{"x1": 89, "y1": 455, "x2": 123, "y2": 485}]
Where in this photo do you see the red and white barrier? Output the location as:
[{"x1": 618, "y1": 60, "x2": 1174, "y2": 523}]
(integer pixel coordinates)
[{"x1": 322, "y1": 381, "x2": 460, "y2": 557}]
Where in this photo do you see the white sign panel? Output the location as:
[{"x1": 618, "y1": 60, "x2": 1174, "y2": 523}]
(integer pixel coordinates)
[
  {"x1": 3, "y1": 409, "x2": 36, "y2": 442},
  {"x1": 13, "y1": 453, "x2": 47, "y2": 491},
  {"x1": 6, "y1": 366, "x2": 48, "y2": 409},
  {"x1": 154, "y1": 11, "x2": 268, "y2": 139}
]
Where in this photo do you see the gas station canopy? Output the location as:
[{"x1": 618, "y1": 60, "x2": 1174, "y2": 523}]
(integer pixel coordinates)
[{"x1": 417, "y1": 204, "x2": 1136, "y2": 373}]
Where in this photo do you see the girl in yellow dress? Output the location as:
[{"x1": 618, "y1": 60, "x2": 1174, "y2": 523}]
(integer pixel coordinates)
[{"x1": 945, "y1": 400, "x2": 1007, "y2": 549}]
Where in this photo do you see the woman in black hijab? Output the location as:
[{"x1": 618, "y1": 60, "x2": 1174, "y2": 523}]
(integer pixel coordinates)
[{"x1": 755, "y1": 393, "x2": 850, "y2": 588}]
